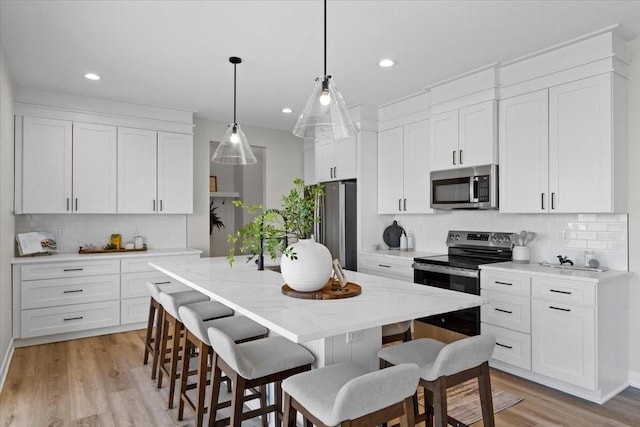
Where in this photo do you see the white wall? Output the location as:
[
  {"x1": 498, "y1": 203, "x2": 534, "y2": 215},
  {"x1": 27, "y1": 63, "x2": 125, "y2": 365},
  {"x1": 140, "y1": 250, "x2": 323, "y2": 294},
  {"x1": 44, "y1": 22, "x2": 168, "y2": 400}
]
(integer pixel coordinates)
[
  {"x1": 0, "y1": 42, "x2": 15, "y2": 385},
  {"x1": 626, "y1": 38, "x2": 640, "y2": 385},
  {"x1": 189, "y1": 117, "x2": 304, "y2": 256}
]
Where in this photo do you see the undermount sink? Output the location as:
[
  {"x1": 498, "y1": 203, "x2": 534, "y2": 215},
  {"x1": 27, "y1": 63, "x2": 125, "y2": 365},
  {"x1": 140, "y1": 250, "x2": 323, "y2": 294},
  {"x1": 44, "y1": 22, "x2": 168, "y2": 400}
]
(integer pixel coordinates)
[{"x1": 538, "y1": 262, "x2": 608, "y2": 273}]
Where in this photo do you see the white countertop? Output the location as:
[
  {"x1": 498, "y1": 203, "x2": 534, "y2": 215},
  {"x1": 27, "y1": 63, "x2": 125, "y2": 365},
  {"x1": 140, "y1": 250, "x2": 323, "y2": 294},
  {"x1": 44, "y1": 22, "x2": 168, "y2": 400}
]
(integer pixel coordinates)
[
  {"x1": 360, "y1": 249, "x2": 442, "y2": 260},
  {"x1": 150, "y1": 256, "x2": 487, "y2": 343},
  {"x1": 480, "y1": 261, "x2": 629, "y2": 283},
  {"x1": 11, "y1": 247, "x2": 203, "y2": 264}
]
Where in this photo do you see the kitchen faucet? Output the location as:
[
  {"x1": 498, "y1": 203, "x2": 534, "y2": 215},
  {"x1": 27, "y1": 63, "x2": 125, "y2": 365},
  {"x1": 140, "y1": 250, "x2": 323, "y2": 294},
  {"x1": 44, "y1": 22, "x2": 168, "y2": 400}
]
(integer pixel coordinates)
[{"x1": 557, "y1": 255, "x2": 574, "y2": 266}]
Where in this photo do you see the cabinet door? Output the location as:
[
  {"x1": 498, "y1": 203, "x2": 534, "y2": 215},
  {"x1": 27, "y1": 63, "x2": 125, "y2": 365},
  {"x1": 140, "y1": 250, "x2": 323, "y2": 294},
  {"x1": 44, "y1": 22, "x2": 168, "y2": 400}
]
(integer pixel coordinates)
[
  {"x1": 403, "y1": 120, "x2": 432, "y2": 213},
  {"x1": 499, "y1": 90, "x2": 549, "y2": 213},
  {"x1": 531, "y1": 299, "x2": 596, "y2": 390},
  {"x1": 157, "y1": 132, "x2": 193, "y2": 214},
  {"x1": 549, "y1": 74, "x2": 612, "y2": 213},
  {"x1": 72, "y1": 123, "x2": 117, "y2": 213},
  {"x1": 429, "y1": 109, "x2": 459, "y2": 171},
  {"x1": 314, "y1": 139, "x2": 334, "y2": 182},
  {"x1": 378, "y1": 127, "x2": 404, "y2": 214},
  {"x1": 21, "y1": 116, "x2": 72, "y2": 213},
  {"x1": 334, "y1": 136, "x2": 357, "y2": 180},
  {"x1": 117, "y1": 127, "x2": 157, "y2": 213},
  {"x1": 458, "y1": 100, "x2": 496, "y2": 167}
]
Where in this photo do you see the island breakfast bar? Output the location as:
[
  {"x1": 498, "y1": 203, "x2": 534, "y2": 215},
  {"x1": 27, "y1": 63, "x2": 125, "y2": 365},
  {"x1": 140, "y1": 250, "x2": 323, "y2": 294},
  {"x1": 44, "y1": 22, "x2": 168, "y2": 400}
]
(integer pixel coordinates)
[{"x1": 150, "y1": 256, "x2": 487, "y2": 371}]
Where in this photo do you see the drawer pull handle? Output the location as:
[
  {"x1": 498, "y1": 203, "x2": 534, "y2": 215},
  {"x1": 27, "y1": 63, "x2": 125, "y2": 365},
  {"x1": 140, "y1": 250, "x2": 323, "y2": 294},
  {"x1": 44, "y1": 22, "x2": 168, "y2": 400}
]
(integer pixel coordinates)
[
  {"x1": 63, "y1": 316, "x2": 84, "y2": 321},
  {"x1": 496, "y1": 342, "x2": 513, "y2": 349},
  {"x1": 154, "y1": 281, "x2": 172, "y2": 285},
  {"x1": 495, "y1": 281, "x2": 512, "y2": 286},
  {"x1": 63, "y1": 289, "x2": 84, "y2": 294},
  {"x1": 494, "y1": 308, "x2": 513, "y2": 314},
  {"x1": 550, "y1": 289, "x2": 572, "y2": 295},
  {"x1": 63, "y1": 268, "x2": 84, "y2": 272},
  {"x1": 550, "y1": 306, "x2": 571, "y2": 312},
  {"x1": 378, "y1": 264, "x2": 392, "y2": 268}
]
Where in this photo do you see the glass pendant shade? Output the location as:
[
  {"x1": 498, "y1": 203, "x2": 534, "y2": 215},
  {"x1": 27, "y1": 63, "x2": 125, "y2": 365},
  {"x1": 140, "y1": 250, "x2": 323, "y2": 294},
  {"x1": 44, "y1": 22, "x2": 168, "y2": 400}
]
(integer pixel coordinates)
[
  {"x1": 293, "y1": 76, "x2": 358, "y2": 141},
  {"x1": 211, "y1": 123, "x2": 256, "y2": 165}
]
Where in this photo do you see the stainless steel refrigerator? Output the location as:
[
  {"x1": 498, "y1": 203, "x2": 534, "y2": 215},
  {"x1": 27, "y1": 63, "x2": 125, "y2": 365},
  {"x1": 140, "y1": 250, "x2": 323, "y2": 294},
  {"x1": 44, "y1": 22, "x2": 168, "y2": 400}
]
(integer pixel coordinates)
[{"x1": 314, "y1": 180, "x2": 357, "y2": 271}]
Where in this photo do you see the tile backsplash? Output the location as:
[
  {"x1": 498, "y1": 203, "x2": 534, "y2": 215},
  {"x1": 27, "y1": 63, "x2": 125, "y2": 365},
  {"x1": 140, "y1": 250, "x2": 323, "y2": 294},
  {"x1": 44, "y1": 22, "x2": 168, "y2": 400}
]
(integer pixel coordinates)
[
  {"x1": 15, "y1": 214, "x2": 187, "y2": 254},
  {"x1": 389, "y1": 211, "x2": 628, "y2": 271}
]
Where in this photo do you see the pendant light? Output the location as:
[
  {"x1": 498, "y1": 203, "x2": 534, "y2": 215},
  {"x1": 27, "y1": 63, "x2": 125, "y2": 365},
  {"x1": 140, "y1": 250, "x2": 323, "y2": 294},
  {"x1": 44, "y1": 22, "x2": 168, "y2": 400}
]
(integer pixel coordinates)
[
  {"x1": 293, "y1": 0, "x2": 357, "y2": 141},
  {"x1": 212, "y1": 56, "x2": 257, "y2": 165}
]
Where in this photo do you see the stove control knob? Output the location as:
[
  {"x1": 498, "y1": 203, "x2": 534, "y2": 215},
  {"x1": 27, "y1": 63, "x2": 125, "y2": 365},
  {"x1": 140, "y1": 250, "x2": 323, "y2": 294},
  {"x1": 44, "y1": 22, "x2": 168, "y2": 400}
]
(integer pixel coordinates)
[
  {"x1": 449, "y1": 234, "x2": 455, "y2": 241},
  {"x1": 455, "y1": 234, "x2": 460, "y2": 240},
  {"x1": 497, "y1": 236, "x2": 504, "y2": 243},
  {"x1": 490, "y1": 236, "x2": 497, "y2": 243}
]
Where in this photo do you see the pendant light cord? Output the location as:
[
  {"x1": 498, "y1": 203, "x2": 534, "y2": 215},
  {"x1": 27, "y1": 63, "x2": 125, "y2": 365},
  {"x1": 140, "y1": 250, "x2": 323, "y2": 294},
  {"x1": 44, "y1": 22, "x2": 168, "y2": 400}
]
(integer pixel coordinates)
[
  {"x1": 323, "y1": 0, "x2": 327, "y2": 77},
  {"x1": 233, "y1": 62, "x2": 237, "y2": 124}
]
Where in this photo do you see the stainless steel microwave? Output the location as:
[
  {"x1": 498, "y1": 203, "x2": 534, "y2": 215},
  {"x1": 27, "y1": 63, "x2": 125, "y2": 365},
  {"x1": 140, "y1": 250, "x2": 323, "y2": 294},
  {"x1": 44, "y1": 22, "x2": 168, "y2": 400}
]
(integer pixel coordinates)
[{"x1": 430, "y1": 164, "x2": 498, "y2": 210}]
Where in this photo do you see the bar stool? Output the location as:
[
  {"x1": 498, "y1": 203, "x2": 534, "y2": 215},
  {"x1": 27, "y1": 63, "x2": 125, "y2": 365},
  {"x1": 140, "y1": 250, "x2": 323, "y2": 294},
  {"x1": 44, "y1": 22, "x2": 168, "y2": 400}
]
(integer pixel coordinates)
[
  {"x1": 144, "y1": 281, "x2": 209, "y2": 380},
  {"x1": 282, "y1": 362, "x2": 420, "y2": 427},
  {"x1": 158, "y1": 292, "x2": 235, "y2": 409},
  {"x1": 207, "y1": 326, "x2": 315, "y2": 427},
  {"x1": 378, "y1": 335, "x2": 497, "y2": 427},
  {"x1": 382, "y1": 320, "x2": 412, "y2": 345},
  {"x1": 178, "y1": 305, "x2": 269, "y2": 427}
]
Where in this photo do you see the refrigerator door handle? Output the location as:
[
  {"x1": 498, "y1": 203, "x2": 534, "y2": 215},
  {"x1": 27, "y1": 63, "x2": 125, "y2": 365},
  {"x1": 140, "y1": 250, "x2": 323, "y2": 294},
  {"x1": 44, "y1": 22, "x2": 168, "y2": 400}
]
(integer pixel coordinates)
[{"x1": 338, "y1": 182, "x2": 346, "y2": 266}]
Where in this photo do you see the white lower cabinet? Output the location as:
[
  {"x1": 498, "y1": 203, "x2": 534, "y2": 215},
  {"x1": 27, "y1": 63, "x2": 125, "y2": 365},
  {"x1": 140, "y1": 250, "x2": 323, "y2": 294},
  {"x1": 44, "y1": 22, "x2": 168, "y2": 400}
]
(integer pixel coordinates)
[
  {"x1": 13, "y1": 251, "x2": 200, "y2": 341},
  {"x1": 359, "y1": 252, "x2": 414, "y2": 282},
  {"x1": 480, "y1": 265, "x2": 628, "y2": 403}
]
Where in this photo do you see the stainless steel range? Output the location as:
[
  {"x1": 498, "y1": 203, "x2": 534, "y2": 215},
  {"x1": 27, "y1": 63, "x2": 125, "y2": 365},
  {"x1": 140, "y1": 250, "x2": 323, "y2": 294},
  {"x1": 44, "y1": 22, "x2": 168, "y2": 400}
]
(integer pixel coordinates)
[{"x1": 413, "y1": 230, "x2": 513, "y2": 336}]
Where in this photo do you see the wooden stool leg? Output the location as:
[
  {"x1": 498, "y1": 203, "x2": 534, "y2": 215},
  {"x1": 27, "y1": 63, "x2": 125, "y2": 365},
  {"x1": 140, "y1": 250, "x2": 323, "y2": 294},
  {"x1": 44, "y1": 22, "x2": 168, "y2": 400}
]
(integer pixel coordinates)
[
  {"x1": 143, "y1": 298, "x2": 156, "y2": 365},
  {"x1": 478, "y1": 362, "x2": 495, "y2": 427},
  {"x1": 260, "y1": 384, "x2": 268, "y2": 427},
  {"x1": 157, "y1": 311, "x2": 170, "y2": 388},
  {"x1": 283, "y1": 393, "x2": 296, "y2": 427},
  {"x1": 151, "y1": 305, "x2": 164, "y2": 380},
  {"x1": 400, "y1": 396, "x2": 415, "y2": 427},
  {"x1": 431, "y1": 379, "x2": 448, "y2": 427},
  {"x1": 167, "y1": 319, "x2": 182, "y2": 409},
  {"x1": 423, "y1": 386, "x2": 434, "y2": 427},
  {"x1": 178, "y1": 336, "x2": 192, "y2": 420},
  {"x1": 195, "y1": 340, "x2": 209, "y2": 427},
  {"x1": 208, "y1": 353, "x2": 223, "y2": 427},
  {"x1": 230, "y1": 375, "x2": 246, "y2": 427}
]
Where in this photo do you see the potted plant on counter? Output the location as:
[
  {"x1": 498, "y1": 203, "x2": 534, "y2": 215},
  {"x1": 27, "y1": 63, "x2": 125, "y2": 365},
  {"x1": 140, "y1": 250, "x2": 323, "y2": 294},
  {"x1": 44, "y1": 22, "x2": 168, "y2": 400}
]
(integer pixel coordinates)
[{"x1": 227, "y1": 179, "x2": 331, "y2": 292}]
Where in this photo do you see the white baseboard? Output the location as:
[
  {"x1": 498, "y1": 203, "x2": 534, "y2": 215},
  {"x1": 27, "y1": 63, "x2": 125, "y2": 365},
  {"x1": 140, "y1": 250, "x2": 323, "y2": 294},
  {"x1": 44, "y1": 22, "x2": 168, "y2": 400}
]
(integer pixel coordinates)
[
  {"x1": 0, "y1": 338, "x2": 15, "y2": 393},
  {"x1": 629, "y1": 370, "x2": 640, "y2": 389}
]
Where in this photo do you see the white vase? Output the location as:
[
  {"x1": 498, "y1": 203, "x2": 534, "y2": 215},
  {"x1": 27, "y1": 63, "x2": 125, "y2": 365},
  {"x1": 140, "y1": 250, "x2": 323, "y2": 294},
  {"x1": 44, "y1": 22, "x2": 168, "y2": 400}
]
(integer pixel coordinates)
[{"x1": 280, "y1": 238, "x2": 333, "y2": 292}]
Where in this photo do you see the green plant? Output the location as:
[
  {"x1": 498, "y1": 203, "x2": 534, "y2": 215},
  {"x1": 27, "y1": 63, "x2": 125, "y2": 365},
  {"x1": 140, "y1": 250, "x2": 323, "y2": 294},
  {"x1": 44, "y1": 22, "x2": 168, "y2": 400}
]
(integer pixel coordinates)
[
  {"x1": 227, "y1": 178, "x2": 324, "y2": 266},
  {"x1": 209, "y1": 204, "x2": 225, "y2": 235}
]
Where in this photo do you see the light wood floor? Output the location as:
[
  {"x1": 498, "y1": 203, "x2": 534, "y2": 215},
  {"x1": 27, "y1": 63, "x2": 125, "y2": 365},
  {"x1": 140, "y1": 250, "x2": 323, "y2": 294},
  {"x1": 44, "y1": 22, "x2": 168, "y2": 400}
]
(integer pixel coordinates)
[{"x1": 0, "y1": 330, "x2": 639, "y2": 426}]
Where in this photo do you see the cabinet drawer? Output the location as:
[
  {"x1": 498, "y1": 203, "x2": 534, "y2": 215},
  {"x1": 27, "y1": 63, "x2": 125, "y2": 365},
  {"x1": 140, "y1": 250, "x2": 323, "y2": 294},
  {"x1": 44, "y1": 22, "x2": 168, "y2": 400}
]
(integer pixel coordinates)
[
  {"x1": 21, "y1": 274, "x2": 120, "y2": 309},
  {"x1": 120, "y1": 254, "x2": 199, "y2": 273},
  {"x1": 21, "y1": 260, "x2": 120, "y2": 281},
  {"x1": 532, "y1": 278, "x2": 595, "y2": 307},
  {"x1": 481, "y1": 270, "x2": 530, "y2": 296},
  {"x1": 482, "y1": 323, "x2": 531, "y2": 370},
  {"x1": 20, "y1": 300, "x2": 120, "y2": 338},
  {"x1": 359, "y1": 254, "x2": 414, "y2": 281},
  {"x1": 121, "y1": 297, "x2": 150, "y2": 324},
  {"x1": 481, "y1": 289, "x2": 531, "y2": 333},
  {"x1": 121, "y1": 272, "x2": 190, "y2": 299}
]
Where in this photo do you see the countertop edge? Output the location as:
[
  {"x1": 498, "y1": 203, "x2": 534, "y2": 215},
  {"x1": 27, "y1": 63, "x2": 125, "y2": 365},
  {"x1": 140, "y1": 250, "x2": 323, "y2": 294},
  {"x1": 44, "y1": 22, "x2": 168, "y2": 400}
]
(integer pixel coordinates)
[
  {"x1": 480, "y1": 261, "x2": 629, "y2": 283},
  {"x1": 11, "y1": 247, "x2": 203, "y2": 264}
]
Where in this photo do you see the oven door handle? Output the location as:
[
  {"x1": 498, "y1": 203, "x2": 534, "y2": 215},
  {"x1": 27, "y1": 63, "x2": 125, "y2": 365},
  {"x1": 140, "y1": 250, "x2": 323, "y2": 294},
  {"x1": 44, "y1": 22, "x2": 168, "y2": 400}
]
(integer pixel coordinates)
[{"x1": 412, "y1": 263, "x2": 479, "y2": 278}]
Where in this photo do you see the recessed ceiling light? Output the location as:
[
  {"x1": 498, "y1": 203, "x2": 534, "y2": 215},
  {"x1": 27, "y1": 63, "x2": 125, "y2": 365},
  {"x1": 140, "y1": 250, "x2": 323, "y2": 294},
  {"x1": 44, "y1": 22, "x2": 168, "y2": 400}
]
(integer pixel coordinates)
[
  {"x1": 378, "y1": 58, "x2": 396, "y2": 68},
  {"x1": 282, "y1": 107, "x2": 293, "y2": 114},
  {"x1": 84, "y1": 73, "x2": 101, "y2": 81}
]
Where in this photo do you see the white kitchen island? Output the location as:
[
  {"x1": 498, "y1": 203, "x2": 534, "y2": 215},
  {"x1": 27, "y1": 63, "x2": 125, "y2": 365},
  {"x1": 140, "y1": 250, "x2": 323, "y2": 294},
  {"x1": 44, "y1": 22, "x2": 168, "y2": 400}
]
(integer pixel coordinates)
[{"x1": 150, "y1": 256, "x2": 487, "y2": 371}]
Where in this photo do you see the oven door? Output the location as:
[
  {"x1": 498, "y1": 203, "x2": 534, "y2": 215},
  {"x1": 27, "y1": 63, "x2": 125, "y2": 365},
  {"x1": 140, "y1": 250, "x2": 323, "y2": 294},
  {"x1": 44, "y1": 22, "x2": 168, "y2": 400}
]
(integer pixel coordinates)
[{"x1": 413, "y1": 263, "x2": 480, "y2": 336}]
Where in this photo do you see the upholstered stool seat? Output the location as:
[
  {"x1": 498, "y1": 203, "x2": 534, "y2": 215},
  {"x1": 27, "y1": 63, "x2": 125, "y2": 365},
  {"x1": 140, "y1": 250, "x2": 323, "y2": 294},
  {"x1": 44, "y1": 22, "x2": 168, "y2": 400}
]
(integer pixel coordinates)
[
  {"x1": 282, "y1": 362, "x2": 420, "y2": 427},
  {"x1": 178, "y1": 305, "x2": 269, "y2": 427},
  {"x1": 157, "y1": 292, "x2": 234, "y2": 409},
  {"x1": 207, "y1": 327, "x2": 315, "y2": 427},
  {"x1": 382, "y1": 320, "x2": 412, "y2": 344},
  {"x1": 144, "y1": 281, "x2": 209, "y2": 379},
  {"x1": 378, "y1": 335, "x2": 497, "y2": 427}
]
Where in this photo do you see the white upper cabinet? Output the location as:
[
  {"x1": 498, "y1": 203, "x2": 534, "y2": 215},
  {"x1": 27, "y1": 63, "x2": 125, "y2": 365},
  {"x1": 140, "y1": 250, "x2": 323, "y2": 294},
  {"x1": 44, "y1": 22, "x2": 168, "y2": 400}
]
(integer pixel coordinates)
[
  {"x1": 500, "y1": 73, "x2": 622, "y2": 213},
  {"x1": 18, "y1": 117, "x2": 116, "y2": 214},
  {"x1": 72, "y1": 123, "x2": 117, "y2": 213},
  {"x1": 118, "y1": 127, "x2": 193, "y2": 214},
  {"x1": 157, "y1": 131, "x2": 193, "y2": 214},
  {"x1": 378, "y1": 120, "x2": 431, "y2": 214},
  {"x1": 314, "y1": 136, "x2": 356, "y2": 182},
  {"x1": 430, "y1": 100, "x2": 497, "y2": 171},
  {"x1": 20, "y1": 116, "x2": 72, "y2": 213}
]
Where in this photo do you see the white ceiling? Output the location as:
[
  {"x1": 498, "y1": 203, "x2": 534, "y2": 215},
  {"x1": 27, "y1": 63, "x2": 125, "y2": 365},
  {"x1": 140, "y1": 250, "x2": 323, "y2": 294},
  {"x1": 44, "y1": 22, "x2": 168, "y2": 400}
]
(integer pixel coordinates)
[{"x1": 1, "y1": 1, "x2": 639, "y2": 131}]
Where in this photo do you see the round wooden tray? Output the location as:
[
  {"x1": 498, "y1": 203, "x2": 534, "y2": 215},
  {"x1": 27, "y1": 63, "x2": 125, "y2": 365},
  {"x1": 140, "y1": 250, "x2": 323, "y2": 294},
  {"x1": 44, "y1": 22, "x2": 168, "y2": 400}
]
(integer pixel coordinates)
[{"x1": 282, "y1": 279, "x2": 361, "y2": 300}]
